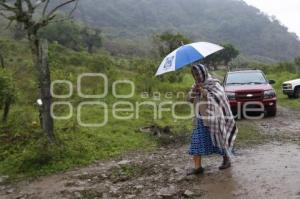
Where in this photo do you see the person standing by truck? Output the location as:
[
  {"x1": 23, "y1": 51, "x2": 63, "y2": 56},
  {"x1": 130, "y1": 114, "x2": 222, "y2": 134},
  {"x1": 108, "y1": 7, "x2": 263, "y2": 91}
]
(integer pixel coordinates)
[{"x1": 187, "y1": 64, "x2": 238, "y2": 175}]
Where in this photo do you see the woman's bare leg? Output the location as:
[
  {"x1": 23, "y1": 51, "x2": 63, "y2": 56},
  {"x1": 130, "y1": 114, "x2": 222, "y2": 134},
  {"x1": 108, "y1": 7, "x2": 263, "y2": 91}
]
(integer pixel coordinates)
[
  {"x1": 193, "y1": 155, "x2": 202, "y2": 169},
  {"x1": 188, "y1": 155, "x2": 204, "y2": 175}
]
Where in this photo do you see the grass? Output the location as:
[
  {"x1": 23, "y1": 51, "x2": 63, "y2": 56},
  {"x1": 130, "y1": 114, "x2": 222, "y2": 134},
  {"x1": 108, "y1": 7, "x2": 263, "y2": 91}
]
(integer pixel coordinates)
[
  {"x1": 0, "y1": 97, "x2": 195, "y2": 180},
  {"x1": 266, "y1": 71, "x2": 300, "y2": 110},
  {"x1": 235, "y1": 121, "x2": 266, "y2": 147}
]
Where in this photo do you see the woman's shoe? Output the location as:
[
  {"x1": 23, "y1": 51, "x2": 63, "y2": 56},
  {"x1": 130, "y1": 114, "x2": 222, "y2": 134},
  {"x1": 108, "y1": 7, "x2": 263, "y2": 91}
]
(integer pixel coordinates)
[
  {"x1": 187, "y1": 167, "x2": 205, "y2": 175},
  {"x1": 219, "y1": 157, "x2": 231, "y2": 170}
]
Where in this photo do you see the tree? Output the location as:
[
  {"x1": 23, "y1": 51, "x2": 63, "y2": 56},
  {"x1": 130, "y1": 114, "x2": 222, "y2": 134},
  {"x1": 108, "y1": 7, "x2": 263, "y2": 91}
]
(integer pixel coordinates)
[
  {"x1": 0, "y1": 53, "x2": 4, "y2": 68},
  {"x1": 202, "y1": 53, "x2": 221, "y2": 70},
  {"x1": 218, "y1": 43, "x2": 239, "y2": 71},
  {"x1": 0, "y1": 0, "x2": 79, "y2": 142},
  {"x1": 295, "y1": 56, "x2": 300, "y2": 65},
  {"x1": 202, "y1": 43, "x2": 239, "y2": 71},
  {"x1": 39, "y1": 20, "x2": 82, "y2": 51},
  {"x1": 82, "y1": 27, "x2": 102, "y2": 53},
  {"x1": 155, "y1": 32, "x2": 192, "y2": 57},
  {"x1": 11, "y1": 22, "x2": 26, "y2": 40},
  {"x1": 0, "y1": 69, "x2": 15, "y2": 123},
  {"x1": 39, "y1": 21, "x2": 102, "y2": 53},
  {"x1": 295, "y1": 56, "x2": 300, "y2": 72}
]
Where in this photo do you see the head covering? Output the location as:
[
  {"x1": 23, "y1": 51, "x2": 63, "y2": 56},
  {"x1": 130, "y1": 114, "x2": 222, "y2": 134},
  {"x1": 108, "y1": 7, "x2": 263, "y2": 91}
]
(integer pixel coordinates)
[
  {"x1": 190, "y1": 64, "x2": 238, "y2": 157},
  {"x1": 191, "y1": 64, "x2": 209, "y2": 83}
]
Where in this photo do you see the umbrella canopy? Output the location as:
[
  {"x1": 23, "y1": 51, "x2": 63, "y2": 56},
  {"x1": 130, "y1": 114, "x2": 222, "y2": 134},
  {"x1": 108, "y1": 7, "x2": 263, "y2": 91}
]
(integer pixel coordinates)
[{"x1": 155, "y1": 42, "x2": 223, "y2": 76}]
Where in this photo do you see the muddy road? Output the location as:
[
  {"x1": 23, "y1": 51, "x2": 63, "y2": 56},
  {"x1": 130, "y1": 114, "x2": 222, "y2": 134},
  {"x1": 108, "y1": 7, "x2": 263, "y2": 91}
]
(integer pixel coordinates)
[
  {"x1": 254, "y1": 106, "x2": 300, "y2": 141},
  {"x1": 0, "y1": 106, "x2": 299, "y2": 199}
]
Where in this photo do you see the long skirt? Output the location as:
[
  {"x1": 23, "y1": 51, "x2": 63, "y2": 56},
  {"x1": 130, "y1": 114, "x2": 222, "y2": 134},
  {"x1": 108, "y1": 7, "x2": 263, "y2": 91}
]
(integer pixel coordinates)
[{"x1": 189, "y1": 118, "x2": 224, "y2": 156}]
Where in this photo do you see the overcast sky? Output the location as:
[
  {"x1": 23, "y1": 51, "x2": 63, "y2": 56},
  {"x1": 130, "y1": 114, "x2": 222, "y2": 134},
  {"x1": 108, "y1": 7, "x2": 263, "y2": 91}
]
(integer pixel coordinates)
[{"x1": 243, "y1": 0, "x2": 300, "y2": 38}]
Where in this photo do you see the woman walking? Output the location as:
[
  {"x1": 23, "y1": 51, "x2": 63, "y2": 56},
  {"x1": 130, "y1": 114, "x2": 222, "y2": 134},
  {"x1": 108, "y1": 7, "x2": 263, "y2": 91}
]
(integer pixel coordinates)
[{"x1": 187, "y1": 64, "x2": 238, "y2": 175}]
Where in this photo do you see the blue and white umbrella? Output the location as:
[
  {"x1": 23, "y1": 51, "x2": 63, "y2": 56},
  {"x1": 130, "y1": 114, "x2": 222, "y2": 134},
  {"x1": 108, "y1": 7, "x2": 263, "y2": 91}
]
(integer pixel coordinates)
[{"x1": 155, "y1": 42, "x2": 223, "y2": 76}]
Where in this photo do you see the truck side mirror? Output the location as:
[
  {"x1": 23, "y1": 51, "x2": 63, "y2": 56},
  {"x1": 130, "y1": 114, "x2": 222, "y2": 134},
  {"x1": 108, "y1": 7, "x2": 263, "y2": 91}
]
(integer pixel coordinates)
[{"x1": 269, "y1": 80, "x2": 276, "y2": 84}]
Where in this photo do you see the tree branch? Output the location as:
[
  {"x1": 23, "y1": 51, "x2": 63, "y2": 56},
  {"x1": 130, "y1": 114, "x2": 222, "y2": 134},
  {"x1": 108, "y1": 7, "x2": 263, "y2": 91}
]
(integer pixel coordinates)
[
  {"x1": 68, "y1": 0, "x2": 79, "y2": 17},
  {"x1": 46, "y1": 0, "x2": 76, "y2": 19},
  {"x1": 42, "y1": 0, "x2": 50, "y2": 16},
  {"x1": 0, "y1": 2, "x2": 16, "y2": 11},
  {"x1": 24, "y1": 0, "x2": 34, "y2": 13},
  {"x1": 0, "y1": 11, "x2": 9, "y2": 19}
]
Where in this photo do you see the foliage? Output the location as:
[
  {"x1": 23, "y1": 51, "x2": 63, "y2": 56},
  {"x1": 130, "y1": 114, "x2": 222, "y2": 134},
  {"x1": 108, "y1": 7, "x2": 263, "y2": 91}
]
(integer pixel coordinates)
[
  {"x1": 219, "y1": 43, "x2": 240, "y2": 66},
  {"x1": 155, "y1": 32, "x2": 192, "y2": 57},
  {"x1": 0, "y1": 70, "x2": 14, "y2": 100},
  {"x1": 0, "y1": 40, "x2": 194, "y2": 179},
  {"x1": 81, "y1": 27, "x2": 102, "y2": 53},
  {"x1": 202, "y1": 43, "x2": 239, "y2": 70},
  {"x1": 295, "y1": 56, "x2": 300, "y2": 66},
  {"x1": 39, "y1": 21, "x2": 102, "y2": 53},
  {"x1": 39, "y1": 21, "x2": 84, "y2": 51},
  {"x1": 152, "y1": 32, "x2": 191, "y2": 83},
  {"x1": 0, "y1": 69, "x2": 16, "y2": 121},
  {"x1": 295, "y1": 56, "x2": 300, "y2": 71}
]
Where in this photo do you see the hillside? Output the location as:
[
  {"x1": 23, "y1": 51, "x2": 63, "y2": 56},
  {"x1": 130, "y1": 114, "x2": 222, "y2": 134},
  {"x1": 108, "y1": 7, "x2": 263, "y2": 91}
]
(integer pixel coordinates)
[{"x1": 75, "y1": 0, "x2": 300, "y2": 61}]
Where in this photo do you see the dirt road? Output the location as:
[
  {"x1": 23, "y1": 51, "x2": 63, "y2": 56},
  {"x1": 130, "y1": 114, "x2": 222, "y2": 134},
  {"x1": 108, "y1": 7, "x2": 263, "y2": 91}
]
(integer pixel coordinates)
[{"x1": 0, "y1": 107, "x2": 299, "y2": 199}]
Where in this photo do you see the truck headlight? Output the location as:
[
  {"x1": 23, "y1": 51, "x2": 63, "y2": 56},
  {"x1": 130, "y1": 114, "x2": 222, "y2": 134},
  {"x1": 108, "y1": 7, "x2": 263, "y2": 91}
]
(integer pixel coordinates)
[
  {"x1": 283, "y1": 84, "x2": 292, "y2": 89},
  {"x1": 264, "y1": 89, "x2": 276, "y2": 99},
  {"x1": 226, "y1": 92, "x2": 236, "y2": 100}
]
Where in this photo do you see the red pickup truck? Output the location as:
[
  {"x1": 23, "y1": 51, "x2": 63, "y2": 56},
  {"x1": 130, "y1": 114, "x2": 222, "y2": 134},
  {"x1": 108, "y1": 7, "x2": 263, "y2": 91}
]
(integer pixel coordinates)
[{"x1": 223, "y1": 70, "x2": 277, "y2": 118}]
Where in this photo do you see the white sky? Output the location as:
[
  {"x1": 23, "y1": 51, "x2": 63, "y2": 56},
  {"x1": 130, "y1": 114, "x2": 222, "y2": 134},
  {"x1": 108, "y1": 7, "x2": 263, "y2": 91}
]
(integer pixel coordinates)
[{"x1": 243, "y1": 0, "x2": 300, "y2": 37}]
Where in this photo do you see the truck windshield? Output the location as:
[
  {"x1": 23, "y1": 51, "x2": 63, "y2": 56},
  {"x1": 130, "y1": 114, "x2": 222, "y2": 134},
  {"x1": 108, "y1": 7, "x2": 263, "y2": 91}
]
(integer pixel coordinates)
[{"x1": 226, "y1": 72, "x2": 267, "y2": 85}]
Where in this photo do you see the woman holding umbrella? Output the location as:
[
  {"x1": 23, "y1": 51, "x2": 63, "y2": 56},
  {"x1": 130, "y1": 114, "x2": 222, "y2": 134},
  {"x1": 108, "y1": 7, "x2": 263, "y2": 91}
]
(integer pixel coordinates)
[
  {"x1": 187, "y1": 64, "x2": 238, "y2": 175},
  {"x1": 155, "y1": 42, "x2": 237, "y2": 175}
]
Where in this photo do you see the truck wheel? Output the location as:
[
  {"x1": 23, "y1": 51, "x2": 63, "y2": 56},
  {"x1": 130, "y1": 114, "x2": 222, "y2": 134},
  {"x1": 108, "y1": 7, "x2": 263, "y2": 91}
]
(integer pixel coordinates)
[
  {"x1": 267, "y1": 108, "x2": 277, "y2": 117},
  {"x1": 288, "y1": 94, "x2": 294, "y2": 98},
  {"x1": 295, "y1": 87, "x2": 300, "y2": 98}
]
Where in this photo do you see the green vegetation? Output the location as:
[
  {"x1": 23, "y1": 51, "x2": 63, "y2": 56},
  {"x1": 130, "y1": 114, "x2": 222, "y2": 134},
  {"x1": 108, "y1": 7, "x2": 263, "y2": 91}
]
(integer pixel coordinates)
[
  {"x1": 203, "y1": 43, "x2": 239, "y2": 70},
  {"x1": 235, "y1": 121, "x2": 266, "y2": 147},
  {"x1": 0, "y1": 69, "x2": 16, "y2": 123},
  {"x1": 0, "y1": 39, "x2": 194, "y2": 180},
  {"x1": 267, "y1": 72, "x2": 300, "y2": 110},
  {"x1": 154, "y1": 32, "x2": 192, "y2": 57},
  {"x1": 39, "y1": 21, "x2": 102, "y2": 53}
]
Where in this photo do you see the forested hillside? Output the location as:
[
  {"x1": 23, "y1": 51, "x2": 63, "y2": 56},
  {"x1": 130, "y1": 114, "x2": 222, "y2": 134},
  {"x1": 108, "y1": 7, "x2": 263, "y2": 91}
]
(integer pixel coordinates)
[{"x1": 75, "y1": 0, "x2": 300, "y2": 61}]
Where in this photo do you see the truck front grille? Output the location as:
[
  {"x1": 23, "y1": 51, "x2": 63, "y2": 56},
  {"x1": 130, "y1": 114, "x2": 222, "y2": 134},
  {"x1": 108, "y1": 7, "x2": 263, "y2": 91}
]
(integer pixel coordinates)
[{"x1": 236, "y1": 91, "x2": 263, "y2": 100}]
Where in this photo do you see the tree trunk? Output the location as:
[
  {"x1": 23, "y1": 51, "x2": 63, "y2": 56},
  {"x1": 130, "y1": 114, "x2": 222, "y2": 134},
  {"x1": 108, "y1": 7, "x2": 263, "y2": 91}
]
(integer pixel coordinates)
[
  {"x1": 0, "y1": 53, "x2": 4, "y2": 68},
  {"x1": 2, "y1": 97, "x2": 11, "y2": 123},
  {"x1": 13, "y1": 23, "x2": 26, "y2": 41},
  {"x1": 38, "y1": 39, "x2": 55, "y2": 142},
  {"x1": 87, "y1": 43, "x2": 93, "y2": 54},
  {"x1": 29, "y1": 35, "x2": 55, "y2": 142},
  {"x1": 213, "y1": 64, "x2": 218, "y2": 71}
]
